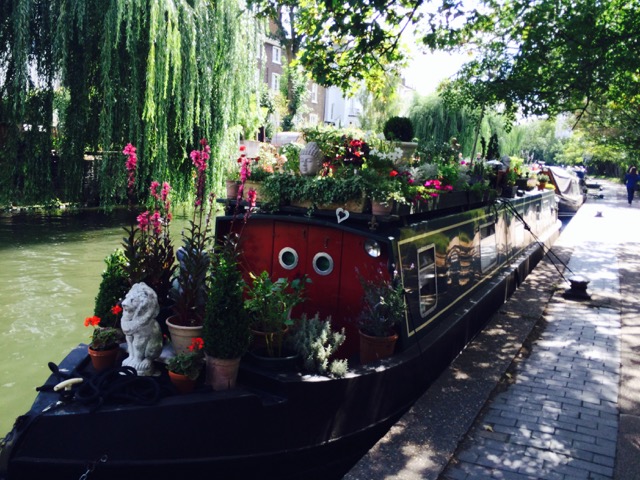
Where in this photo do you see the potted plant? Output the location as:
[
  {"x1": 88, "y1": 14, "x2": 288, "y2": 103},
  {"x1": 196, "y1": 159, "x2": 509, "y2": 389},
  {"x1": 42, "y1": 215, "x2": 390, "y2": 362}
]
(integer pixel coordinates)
[
  {"x1": 93, "y1": 249, "x2": 129, "y2": 329},
  {"x1": 291, "y1": 313, "x2": 348, "y2": 378},
  {"x1": 357, "y1": 272, "x2": 405, "y2": 364},
  {"x1": 383, "y1": 116, "x2": 417, "y2": 161},
  {"x1": 245, "y1": 271, "x2": 309, "y2": 358},
  {"x1": 166, "y1": 337, "x2": 205, "y2": 393},
  {"x1": 202, "y1": 242, "x2": 251, "y2": 390},
  {"x1": 537, "y1": 173, "x2": 550, "y2": 190},
  {"x1": 166, "y1": 140, "x2": 214, "y2": 353},
  {"x1": 84, "y1": 311, "x2": 124, "y2": 371}
]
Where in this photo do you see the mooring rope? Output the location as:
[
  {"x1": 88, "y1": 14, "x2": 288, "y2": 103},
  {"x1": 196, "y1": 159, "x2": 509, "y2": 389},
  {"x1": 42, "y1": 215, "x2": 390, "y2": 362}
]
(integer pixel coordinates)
[{"x1": 496, "y1": 197, "x2": 574, "y2": 284}]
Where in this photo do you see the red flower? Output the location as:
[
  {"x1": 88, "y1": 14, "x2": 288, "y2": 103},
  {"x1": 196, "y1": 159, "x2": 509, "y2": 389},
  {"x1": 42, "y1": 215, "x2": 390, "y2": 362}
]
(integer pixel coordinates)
[
  {"x1": 111, "y1": 305, "x2": 122, "y2": 316},
  {"x1": 84, "y1": 316, "x2": 101, "y2": 327},
  {"x1": 390, "y1": 170, "x2": 399, "y2": 177},
  {"x1": 188, "y1": 337, "x2": 204, "y2": 352}
]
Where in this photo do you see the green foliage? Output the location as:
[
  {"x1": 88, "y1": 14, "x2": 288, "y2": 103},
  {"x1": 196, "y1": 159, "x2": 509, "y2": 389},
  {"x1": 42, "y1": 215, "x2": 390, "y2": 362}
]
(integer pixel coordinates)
[
  {"x1": 202, "y1": 243, "x2": 251, "y2": 359},
  {"x1": 292, "y1": 314, "x2": 347, "y2": 378},
  {"x1": 358, "y1": 273, "x2": 405, "y2": 337},
  {"x1": 93, "y1": 249, "x2": 129, "y2": 329},
  {"x1": 383, "y1": 116, "x2": 414, "y2": 142},
  {"x1": 2, "y1": 0, "x2": 261, "y2": 206},
  {"x1": 358, "y1": 73, "x2": 404, "y2": 132},
  {"x1": 166, "y1": 347, "x2": 204, "y2": 380},
  {"x1": 245, "y1": 271, "x2": 309, "y2": 357},
  {"x1": 281, "y1": 65, "x2": 309, "y2": 131}
]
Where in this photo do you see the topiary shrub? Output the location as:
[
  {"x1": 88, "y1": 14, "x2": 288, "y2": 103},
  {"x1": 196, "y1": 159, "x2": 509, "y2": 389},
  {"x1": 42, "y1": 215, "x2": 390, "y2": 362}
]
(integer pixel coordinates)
[
  {"x1": 93, "y1": 249, "x2": 130, "y2": 328},
  {"x1": 383, "y1": 116, "x2": 414, "y2": 142},
  {"x1": 202, "y1": 243, "x2": 251, "y2": 359}
]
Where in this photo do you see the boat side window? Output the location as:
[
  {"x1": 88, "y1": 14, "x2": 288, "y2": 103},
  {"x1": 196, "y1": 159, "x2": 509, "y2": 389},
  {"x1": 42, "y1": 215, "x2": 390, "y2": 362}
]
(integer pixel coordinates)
[
  {"x1": 278, "y1": 247, "x2": 299, "y2": 270},
  {"x1": 417, "y1": 244, "x2": 437, "y2": 317},
  {"x1": 480, "y1": 223, "x2": 497, "y2": 272},
  {"x1": 312, "y1": 252, "x2": 334, "y2": 276}
]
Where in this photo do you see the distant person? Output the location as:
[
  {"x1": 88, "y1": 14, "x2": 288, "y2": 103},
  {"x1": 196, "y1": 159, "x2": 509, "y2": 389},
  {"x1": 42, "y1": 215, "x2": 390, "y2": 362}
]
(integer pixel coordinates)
[{"x1": 625, "y1": 166, "x2": 639, "y2": 205}]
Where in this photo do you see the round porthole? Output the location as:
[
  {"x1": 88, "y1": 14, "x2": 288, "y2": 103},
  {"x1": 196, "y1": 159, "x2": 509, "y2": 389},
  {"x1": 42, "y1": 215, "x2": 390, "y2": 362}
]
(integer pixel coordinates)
[
  {"x1": 278, "y1": 247, "x2": 299, "y2": 270},
  {"x1": 312, "y1": 252, "x2": 334, "y2": 276}
]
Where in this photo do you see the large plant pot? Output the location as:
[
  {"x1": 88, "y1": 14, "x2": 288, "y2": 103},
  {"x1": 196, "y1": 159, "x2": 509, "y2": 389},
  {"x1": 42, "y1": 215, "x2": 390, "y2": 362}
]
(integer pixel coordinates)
[
  {"x1": 88, "y1": 346, "x2": 119, "y2": 372},
  {"x1": 166, "y1": 316, "x2": 203, "y2": 355},
  {"x1": 246, "y1": 349, "x2": 300, "y2": 372},
  {"x1": 398, "y1": 141, "x2": 418, "y2": 161},
  {"x1": 359, "y1": 330, "x2": 398, "y2": 365},
  {"x1": 205, "y1": 355, "x2": 241, "y2": 391},
  {"x1": 244, "y1": 180, "x2": 268, "y2": 203},
  {"x1": 371, "y1": 200, "x2": 394, "y2": 216},
  {"x1": 226, "y1": 180, "x2": 240, "y2": 199},
  {"x1": 168, "y1": 371, "x2": 196, "y2": 394}
]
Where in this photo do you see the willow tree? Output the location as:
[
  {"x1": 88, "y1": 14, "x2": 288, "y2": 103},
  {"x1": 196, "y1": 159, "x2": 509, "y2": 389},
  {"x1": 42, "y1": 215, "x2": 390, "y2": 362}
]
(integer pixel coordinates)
[
  {"x1": 408, "y1": 93, "x2": 478, "y2": 158},
  {"x1": 1, "y1": 0, "x2": 261, "y2": 206}
]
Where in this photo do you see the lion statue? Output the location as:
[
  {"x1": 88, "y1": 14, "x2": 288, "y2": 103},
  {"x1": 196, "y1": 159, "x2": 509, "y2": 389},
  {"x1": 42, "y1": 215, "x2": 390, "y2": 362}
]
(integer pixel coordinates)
[{"x1": 121, "y1": 282, "x2": 163, "y2": 376}]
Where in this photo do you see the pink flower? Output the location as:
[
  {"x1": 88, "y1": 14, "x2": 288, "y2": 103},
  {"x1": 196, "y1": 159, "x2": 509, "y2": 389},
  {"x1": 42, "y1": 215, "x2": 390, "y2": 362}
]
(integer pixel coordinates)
[
  {"x1": 247, "y1": 188, "x2": 257, "y2": 208},
  {"x1": 150, "y1": 211, "x2": 162, "y2": 235},
  {"x1": 137, "y1": 211, "x2": 150, "y2": 231},
  {"x1": 150, "y1": 181, "x2": 161, "y2": 200},
  {"x1": 161, "y1": 182, "x2": 171, "y2": 202}
]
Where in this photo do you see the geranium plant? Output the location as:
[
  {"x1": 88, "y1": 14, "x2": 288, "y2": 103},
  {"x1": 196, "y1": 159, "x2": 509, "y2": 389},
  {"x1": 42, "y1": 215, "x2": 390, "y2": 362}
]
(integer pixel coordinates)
[
  {"x1": 166, "y1": 337, "x2": 205, "y2": 380},
  {"x1": 84, "y1": 311, "x2": 123, "y2": 351}
]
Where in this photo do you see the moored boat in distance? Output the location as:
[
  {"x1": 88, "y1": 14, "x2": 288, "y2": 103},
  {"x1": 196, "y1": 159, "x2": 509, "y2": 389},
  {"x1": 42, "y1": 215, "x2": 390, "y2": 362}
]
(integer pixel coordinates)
[
  {"x1": 0, "y1": 190, "x2": 560, "y2": 480},
  {"x1": 543, "y1": 166, "x2": 586, "y2": 217}
]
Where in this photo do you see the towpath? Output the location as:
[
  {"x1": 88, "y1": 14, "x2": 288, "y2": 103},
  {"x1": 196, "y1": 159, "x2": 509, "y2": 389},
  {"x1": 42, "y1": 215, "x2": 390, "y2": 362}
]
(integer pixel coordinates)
[{"x1": 345, "y1": 179, "x2": 640, "y2": 480}]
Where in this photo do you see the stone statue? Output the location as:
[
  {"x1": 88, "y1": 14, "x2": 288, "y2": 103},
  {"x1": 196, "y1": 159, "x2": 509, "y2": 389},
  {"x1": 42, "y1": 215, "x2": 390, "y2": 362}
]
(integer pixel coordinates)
[
  {"x1": 299, "y1": 142, "x2": 323, "y2": 176},
  {"x1": 121, "y1": 282, "x2": 163, "y2": 376}
]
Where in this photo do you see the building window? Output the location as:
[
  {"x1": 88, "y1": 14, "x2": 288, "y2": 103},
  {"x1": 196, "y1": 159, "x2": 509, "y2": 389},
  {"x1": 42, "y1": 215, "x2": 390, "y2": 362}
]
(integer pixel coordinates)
[
  {"x1": 308, "y1": 113, "x2": 318, "y2": 125},
  {"x1": 272, "y1": 46, "x2": 281, "y2": 65},
  {"x1": 271, "y1": 73, "x2": 280, "y2": 92},
  {"x1": 417, "y1": 244, "x2": 437, "y2": 317},
  {"x1": 310, "y1": 83, "x2": 318, "y2": 103}
]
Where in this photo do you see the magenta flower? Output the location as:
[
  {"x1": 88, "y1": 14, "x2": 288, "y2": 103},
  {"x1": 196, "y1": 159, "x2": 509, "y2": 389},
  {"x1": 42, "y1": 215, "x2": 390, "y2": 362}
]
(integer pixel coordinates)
[
  {"x1": 137, "y1": 211, "x2": 150, "y2": 231},
  {"x1": 150, "y1": 181, "x2": 161, "y2": 200}
]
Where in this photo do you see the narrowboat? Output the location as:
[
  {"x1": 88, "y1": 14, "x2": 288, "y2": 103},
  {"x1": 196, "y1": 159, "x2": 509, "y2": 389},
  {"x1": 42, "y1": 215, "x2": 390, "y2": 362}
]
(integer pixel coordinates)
[
  {"x1": 544, "y1": 166, "x2": 586, "y2": 216},
  {"x1": 0, "y1": 190, "x2": 560, "y2": 480}
]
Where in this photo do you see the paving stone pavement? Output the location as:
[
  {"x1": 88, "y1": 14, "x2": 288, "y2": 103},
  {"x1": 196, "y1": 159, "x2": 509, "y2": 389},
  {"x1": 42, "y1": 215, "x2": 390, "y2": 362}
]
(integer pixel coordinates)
[
  {"x1": 346, "y1": 180, "x2": 640, "y2": 480},
  {"x1": 441, "y1": 180, "x2": 638, "y2": 480}
]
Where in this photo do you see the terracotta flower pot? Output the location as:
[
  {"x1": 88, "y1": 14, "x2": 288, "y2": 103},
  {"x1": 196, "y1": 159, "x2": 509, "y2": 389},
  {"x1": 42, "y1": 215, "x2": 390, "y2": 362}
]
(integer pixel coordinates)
[
  {"x1": 226, "y1": 180, "x2": 240, "y2": 199},
  {"x1": 358, "y1": 330, "x2": 398, "y2": 365},
  {"x1": 371, "y1": 200, "x2": 393, "y2": 216},
  {"x1": 166, "y1": 316, "x2": 203, "y2": 355},
  {"x1": 88, "y1": 346, "x2": 119, "y2": 372},
  {"x1": 205, "y1": 356, "x2": 241, "y2": 391},
  {"x1": 168, "y1": 371, "x2": 196, "y2": 394}
]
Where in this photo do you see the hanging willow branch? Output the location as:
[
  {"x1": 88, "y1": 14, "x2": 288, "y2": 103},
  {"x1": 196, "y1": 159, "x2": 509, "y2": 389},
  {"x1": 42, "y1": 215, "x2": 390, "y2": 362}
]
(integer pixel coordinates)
[{"x1": 0, "y1": 0, "x2": 262, "y2": 207}]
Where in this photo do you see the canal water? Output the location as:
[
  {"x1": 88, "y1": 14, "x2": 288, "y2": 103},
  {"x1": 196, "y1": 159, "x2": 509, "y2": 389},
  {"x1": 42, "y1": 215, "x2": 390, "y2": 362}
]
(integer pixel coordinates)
[{"x1": 0, "y1": 209, "x2": 189, "y2": 436}]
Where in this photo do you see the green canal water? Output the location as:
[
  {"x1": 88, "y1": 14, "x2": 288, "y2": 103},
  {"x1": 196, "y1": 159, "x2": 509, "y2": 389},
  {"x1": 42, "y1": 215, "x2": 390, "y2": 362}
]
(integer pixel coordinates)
[{"x1": 0, "y1": 209, "x2": 189, "y2": 436}]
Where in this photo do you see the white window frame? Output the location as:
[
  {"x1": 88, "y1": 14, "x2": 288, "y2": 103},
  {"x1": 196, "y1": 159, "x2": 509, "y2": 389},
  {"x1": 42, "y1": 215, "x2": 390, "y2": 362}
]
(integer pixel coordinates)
[
  {"x1": 308, "y1": 113, "x2": 318, "y2": 125},
  {"x1": 310, "y1": 83, "x2": 318, "y2": 103},
  {"x1": 272, "y1": 46, "x2": 282, "y2": 65},
  {"x1": 271, "y1": 72, "x2": 280, "y2": 92}
]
